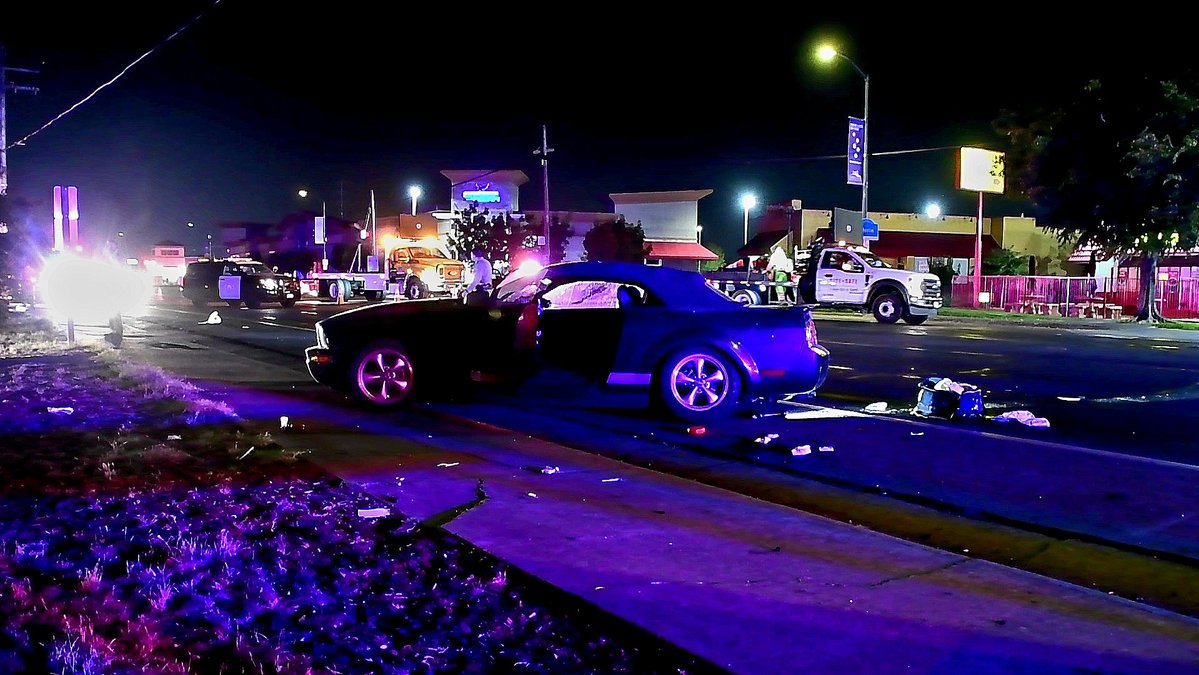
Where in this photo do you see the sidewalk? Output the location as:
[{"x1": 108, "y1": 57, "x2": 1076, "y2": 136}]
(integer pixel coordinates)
[{"x1": 112, "y1": 318, "x2": 1199, "y2": 672}]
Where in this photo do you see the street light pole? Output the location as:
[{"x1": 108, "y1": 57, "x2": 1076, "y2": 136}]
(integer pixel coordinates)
[
  {"x1": 739, "y1": 193, "x2": 757, "y2": 246},
  {"x1": 408, "y1": 185, "x2": 421, "y2": 217},
  {"x1": 818, "y1": 46, "x2": 870, "y2": 224}
]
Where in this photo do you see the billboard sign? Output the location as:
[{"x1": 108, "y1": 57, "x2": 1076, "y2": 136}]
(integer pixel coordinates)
[
  {"x1": 957, "y1": 147, "x2": 1005, "y2": 194},
  {"x1": 847, "y1": 117, "x2": 865, "y2": 186}
]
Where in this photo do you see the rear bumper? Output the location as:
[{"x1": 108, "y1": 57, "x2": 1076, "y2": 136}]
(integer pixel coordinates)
[
  {"x1": 748, "y1": 345, "x2": 829, "y2": 396},
  {"x1": 305, "y1": 347, "x2": 344, "y2": 388}
]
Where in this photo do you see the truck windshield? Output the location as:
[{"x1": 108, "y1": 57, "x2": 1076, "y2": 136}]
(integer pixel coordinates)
[
  {"x1": 238, "y1": 263, "x2": 271, "y2": 275},
  {"x1": 856, "y1": 251, "x2": 892, "y2": 269},
  {"x1": 403, "y1": 248, "x2": 442, "y2": 258}
]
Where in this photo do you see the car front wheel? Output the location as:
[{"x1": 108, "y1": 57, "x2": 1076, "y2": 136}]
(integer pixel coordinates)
[
  {"x1": 657, "y1": 348, "x2": 742, "y2": 422},
  {"x1": 406, "y1": 280, "x2": 427, "y2": 300},
  {"x1": 351, "y1": 341, "x2": 416, "y2": 407},
  {"x1": 902, "y1": 314, "x2": 928, "y2": 325}
]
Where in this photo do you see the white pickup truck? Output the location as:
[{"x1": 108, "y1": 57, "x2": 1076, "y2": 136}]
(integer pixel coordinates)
[{"x1": 707, "y1": 244, "x2": 943, "y2": 324}]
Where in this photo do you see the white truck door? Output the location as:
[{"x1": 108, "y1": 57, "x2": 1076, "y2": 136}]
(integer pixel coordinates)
[{"x1": 816, "y1": 250, "x2": 868, "y2": 304}]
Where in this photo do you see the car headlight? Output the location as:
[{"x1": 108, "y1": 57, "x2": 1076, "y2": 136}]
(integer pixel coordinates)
[{"x1": 259, "y1": 278, "x2": 278, "y2": 290}]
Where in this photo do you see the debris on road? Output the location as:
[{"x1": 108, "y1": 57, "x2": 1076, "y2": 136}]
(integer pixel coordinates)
[
  {"x1": 526, "y1": 492, "x2": 538, "y2": 498},
  {"x1": 237, "y1": 446, "x2": 256, "y2": 460},
  {"x1": 994, "y1": 410, "x2": 1051, "y2": 428},
  {"x1": 910, "y1": 431, "x2": 925, "y2": 437},
  {"x1": 198, "y1": 311, "x2": 221, "y2": 325},
  {"x1": 45, "y1": 406, "x2": 74, "y2": 415},
  {"x1": 915, "y1": 376, "x2": 983, "y2": 419},
  {"x1": 687, "y1": 426, "x2": 707, "y2": 436},
  {"x1": 1057, "y1": 396, "x2": 1084, "y2": 402},
  {"x1": 864, "y1": 402, "x2": 889, "y2": 413},
  {"x1": 167, "y1": 434, "x2": 182, "y2": 440},
  {"x1": 541, "y1": 466, "x2": 561, "y2": 475},
  {"x1": 601, "y1": 478, "x2": 622, "y2": 483},
  {"x1": 357, "y1": 507, "x2": 390, "y2": 519},
  {"x1": 437, "y1": 462, "x2": 460, "y2": 468},
  {"x1": 790, "y1": 445, "x2": 812, "y2": 456},
  {"x1": 818, "y1": 446, "x2": 835, "y2": 453},
  {"x1": 280, "y1": 415, "x2": 292, "y2": 429},
  {"x1": 754, "y1": 433, "x2": 780, "y2": 445}
]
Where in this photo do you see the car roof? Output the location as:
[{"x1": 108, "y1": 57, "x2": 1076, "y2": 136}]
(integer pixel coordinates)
[{"x1": 542, "y1": 261, "x2": 732, "y2": 309}]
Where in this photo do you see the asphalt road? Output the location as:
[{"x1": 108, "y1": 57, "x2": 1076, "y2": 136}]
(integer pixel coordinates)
[{"x1": 144, "y1": 298, "x2": 1199, "y2": 465}]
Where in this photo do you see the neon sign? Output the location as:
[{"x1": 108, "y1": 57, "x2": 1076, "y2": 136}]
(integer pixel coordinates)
[{"x1": 463, "y1": 183, "x2": 501, "y2": 203}]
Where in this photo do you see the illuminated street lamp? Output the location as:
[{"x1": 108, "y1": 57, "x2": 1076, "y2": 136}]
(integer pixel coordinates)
[
  {"x1": 817, "y1": 44, "x2": 870, "y2": 226},
  {"x1": 408, "y1": 185, "x2": 422, "y2": 216},
  {"x1": 187, "y1": 221, "x2": 195, "y2": 228},
  {"x1": 297, "y1": 189, "x2": 309, "y2": 199},
  {"x1": 924, "y1": 203, "x2": 942, "y2": 219},
  {"x1": 740, "y1": 193, "x2": 757, "y2": 246}
]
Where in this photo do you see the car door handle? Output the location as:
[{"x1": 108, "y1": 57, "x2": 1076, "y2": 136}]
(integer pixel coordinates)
[{"x1": 823, "y1": 274, "x2": 834, "y2": 278}]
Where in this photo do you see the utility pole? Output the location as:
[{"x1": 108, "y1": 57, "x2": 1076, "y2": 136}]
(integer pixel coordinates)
[
  {"x1": 1, "y1": 44, "x2": 42, "y2": 197},
  {"x1": 534, "y1": 125, "x2": 553, "y2": 258}
]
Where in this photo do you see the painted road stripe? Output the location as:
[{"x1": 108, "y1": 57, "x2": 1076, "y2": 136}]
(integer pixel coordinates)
[{"x1": 782, "y1": 400, "x2": 1199, "y2": 473}]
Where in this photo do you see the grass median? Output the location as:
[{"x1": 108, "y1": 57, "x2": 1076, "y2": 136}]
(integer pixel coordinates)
[{"x1": 0, "y1": 314, "x2": 711, "y2": 673}]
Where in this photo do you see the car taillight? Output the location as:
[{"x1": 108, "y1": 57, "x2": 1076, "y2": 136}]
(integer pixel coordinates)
[{"x1": 805, "y1": 315, "x2": 819, "y2": 348}]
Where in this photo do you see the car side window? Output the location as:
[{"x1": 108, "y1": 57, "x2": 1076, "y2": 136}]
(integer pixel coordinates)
[
  {"x1": 821, "y1": 252, "x2": 846, "y2": 269},
  {"x1": 540, "y1": 281, "x2": 621, "y2": 309},
  {"x1": 222, "y1": 264, "x2": 239, "y2": 275}
]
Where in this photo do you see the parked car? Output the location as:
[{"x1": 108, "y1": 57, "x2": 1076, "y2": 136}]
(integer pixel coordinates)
[
  {"x1": 305, "y1": 262, "x2": 830, "y2": 421},
  {"x1": 181, "y1": 258, "x2": 301, "y2": 309}
]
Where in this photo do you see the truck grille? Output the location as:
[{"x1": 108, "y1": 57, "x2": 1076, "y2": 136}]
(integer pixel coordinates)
[{"x1": 922, "y1": 279, "x2": 941, "y2": 297}]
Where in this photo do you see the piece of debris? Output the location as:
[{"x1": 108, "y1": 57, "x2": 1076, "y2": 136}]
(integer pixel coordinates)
[
  {"x1": 754, "y1": 433, "x2": 780, "y2": 445},
  {"x1": 790, "y1": 445, "x2": 812, "y2": 456},
  {"x1": 601, "y1": 478, "x2": 622, "y2": 483},
  {"x1": 993, "y1": 410, "x2": 1051, "y2": 428},
  {"x1": 526, "y1": 492, "x2": 538, "y2": 498},
  {"x1": 915, "y1": 376, "x2": 983, "y2": 419},
  {"x1": 818, "y1": 445, "x2": 835, "y2": 452},
  {"x1": 864, "y1": 401, "x2": 889, "y2": 413},
  {"x1": 687, "y1": 426, "x2": 707, "y2": 436},
  {"x1": 198, "y1": 311, "x2": 221, "y2": 325},
  {"x1": 46, "y1": 406, "x2": 74, "y2": 415},
  {"x1": 436, "y1": 462, "x2": 460, "y2": 468},
  {"x1": 357, "y1": 507, "x2": 390, "y2": 519},
  {"x1": 751, "y1": 411, "x2": 785, "y2": 419},
  {"x1": 237, "y1": 446, "x2": 255, "y2": 460},
  {"x1": 540, "y1": 466, "x2": 561, "y2": 475},
  {"x1": 1056, "y1": 396, "x2": 1083, "y2": 402},
  {"x1": 7, "y1": 302, "x2": 29, "y2": 313},
  {"x1": 910, "y1": 431, "x2": 925, "y2": 437},
  {"x1": 167, "y1": 434, "x2": 182, "y2": 440},
  {"x1": 241, "y1": 325, "x2": 250, "y2": 329},
  {"x1": 280, "y1": 416, "x2": 291, "y2": 429}
]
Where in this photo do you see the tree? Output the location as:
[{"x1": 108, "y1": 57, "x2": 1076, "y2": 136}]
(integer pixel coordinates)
[
  {"x1": 997, "y1": 77, "x2": 1199, "y2": 322},
  {"x1": 583, "y1": 217, "x2": 648, "y2": 263},
  {"x1": 982, "y1": 247, "x2": 1027, "y2": 276},
  {"x1": 446, "y1": 205, "x2": 573, "y2": 274},
  {"x1": 700, "y1": 242, "x2": 725, "y2": 272}
]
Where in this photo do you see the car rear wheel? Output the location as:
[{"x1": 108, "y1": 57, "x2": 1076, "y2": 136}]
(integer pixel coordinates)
[
  {"x1": 351, "y1": 341, "x2": 416, "y2": 407},
  {"x1": 730, "y1": 289, "x2": 761, "y2": 305},
  {"x1": 871, "y1": 292, "x2": 904, "y2": 324},
  {"x1": 902, "y1": 314, "x2": 928, "y2": 325},
  {"x1": 657, "y1": 348, "x2": 742, "y2": 422},
  {"x1": 280, "y1": 298, "x2": 297, "y2": 308}
]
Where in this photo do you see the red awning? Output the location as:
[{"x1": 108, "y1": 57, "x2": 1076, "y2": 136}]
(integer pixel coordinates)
[
  {"x1": 863, "y1": 231, "x2": 1000, "y2": 259},
  {"x1": 645, "y1": 240, "x2": 720, "y2": 261}
]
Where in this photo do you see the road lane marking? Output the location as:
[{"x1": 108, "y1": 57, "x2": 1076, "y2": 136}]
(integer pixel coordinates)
[
  {"x1": 828, "y1": 365, "x2": 854, "y2": 371},
  {"x1": 258, "y1": 321, "x2": 314, "y2": 332},
  {"x1": 905, "y1": 346, "x2": 924, "y2": 352},
  {"x1": 950, "y1": 351, "x2": 993, "y2": 357},
  {"x1": 782, "y1": 400, "x2": 1199, "y2": 473},
  {"x1": 1152, "y1": 345, "x2": 1181, "y2": 351}
]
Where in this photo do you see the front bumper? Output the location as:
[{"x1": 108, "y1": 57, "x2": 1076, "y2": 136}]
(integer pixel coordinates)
[{"x1": 908, "y1": 295, "x2": 943, "y2": 316}]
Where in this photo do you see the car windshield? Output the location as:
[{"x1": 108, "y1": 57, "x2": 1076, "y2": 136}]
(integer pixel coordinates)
[
  {"x1": 402, "y1": 247, "x2": 442, "y2": 258},
  {"x1": 494, "y1": 268, "x2": 549, "y2": 305},
  {"x1": 856, "y1": 251, "x2": 892, "y2": 269},
  {"x1": 238, "y1": 263, "x2": 271, "y2": 275}
]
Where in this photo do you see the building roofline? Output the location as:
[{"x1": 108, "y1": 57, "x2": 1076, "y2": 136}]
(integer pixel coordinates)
[{"x1": 609, "y1": 189, "x2": 714, "y2": 205}]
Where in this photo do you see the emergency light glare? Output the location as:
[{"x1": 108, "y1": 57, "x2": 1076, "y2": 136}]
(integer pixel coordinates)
[
  {"x1": 924, "y1": 203, "x2": 942, "y2": 219},
  {"x1": 39, "y1": 254, "x2": 152, "y2": 323},
  {"x1": 515, "y1": 259, "x2": 542, "y2": 276}
]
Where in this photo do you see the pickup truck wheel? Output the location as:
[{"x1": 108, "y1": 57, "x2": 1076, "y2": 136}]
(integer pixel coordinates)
[
  {"x1": 280, "y1": 298, "x2": 297, "y2": 308},
  {"x1": 406, "y1": 279, "x2": 427, "y2": 300},
  {"x1": 871, "y1": 293, "x2": 904, "y2": 324},
  {"x1": 351, "y1": 341, "x2": 416, "y2": 407},
  {"x1": 364, "y1": 290, "x2": 383, "y2": 301},
  {"x1": 730, "y1": 289, "x2": 761, "y2": 305},
  {"x1": 657, "y1": 348, "x2": 742, "y2": 422},
  {"x1": 902, "y1": 314, "x2": 928, "y2": 325}
]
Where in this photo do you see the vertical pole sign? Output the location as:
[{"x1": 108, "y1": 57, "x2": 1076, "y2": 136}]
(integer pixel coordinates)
[
  {"x1": 956, "y1": 147, "x2": 1006, "y2": 307},
  {"x1": 847, "y1": 117, "x2": 864, "y2": 186},
  {"x1": 52, "y1": 185, "x2": 65, "y2": 251}
]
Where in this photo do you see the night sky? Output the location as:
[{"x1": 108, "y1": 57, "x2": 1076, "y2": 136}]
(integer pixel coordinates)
[{"x1": 3, "y1": 5, "x2": 1194, "y2": 256}]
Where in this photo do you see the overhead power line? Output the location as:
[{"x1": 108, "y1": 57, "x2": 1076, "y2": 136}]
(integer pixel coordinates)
[
  {"x1": 732, "y1": 144, "x2": 965, "y2": 164},
  {"x1": 5, "y1": 0, "x2": 222, "y2": 151}
]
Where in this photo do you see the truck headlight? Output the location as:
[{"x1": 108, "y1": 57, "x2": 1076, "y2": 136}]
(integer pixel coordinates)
[{"x1": 259, "y1": 278, "x2": 278, "y2": 290}]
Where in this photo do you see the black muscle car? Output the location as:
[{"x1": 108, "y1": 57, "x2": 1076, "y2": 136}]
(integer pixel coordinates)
[{"x1": 306, "y1": 261, "x2": 829, "y2": 421}]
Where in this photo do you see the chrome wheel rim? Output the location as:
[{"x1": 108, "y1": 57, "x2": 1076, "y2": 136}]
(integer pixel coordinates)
[
  {"x1": 670, "y1": 353, "x2": 729, "y2": 412},
  {"x1": 356, "y1": 348, "x2": 413, "y2": 404},
  {"x1": 877, "y1": 298, "x2": 897, "y2": 318}
]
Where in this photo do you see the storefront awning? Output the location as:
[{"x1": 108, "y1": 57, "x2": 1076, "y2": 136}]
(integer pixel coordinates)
[{"x1": 645, "y1": 240, "x2": 720, "y2": 261}]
